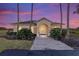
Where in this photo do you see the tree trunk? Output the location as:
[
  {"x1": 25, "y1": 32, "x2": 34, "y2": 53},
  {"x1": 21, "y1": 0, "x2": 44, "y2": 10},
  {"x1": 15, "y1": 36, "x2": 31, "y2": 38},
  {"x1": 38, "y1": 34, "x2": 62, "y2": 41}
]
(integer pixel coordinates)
[
  {"x1": 17, "y1": 3, "x2": 20, "y2": 32},
  {"x1": 29, "y1": 3, "x2": 34, "y2": 30},
  {"x1": 66, "y1": 3, "x2": 70, "y2": 39},
  {"x1": 59, "y1": 3, "x2": 63, "y2": 35}
]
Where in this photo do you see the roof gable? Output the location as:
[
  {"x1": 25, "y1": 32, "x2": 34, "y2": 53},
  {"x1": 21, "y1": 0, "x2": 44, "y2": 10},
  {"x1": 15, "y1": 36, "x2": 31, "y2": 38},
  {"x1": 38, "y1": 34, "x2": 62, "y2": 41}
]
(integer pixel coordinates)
[{"x1": 38, "y1": 17, "x2": 53, "y2": 23}]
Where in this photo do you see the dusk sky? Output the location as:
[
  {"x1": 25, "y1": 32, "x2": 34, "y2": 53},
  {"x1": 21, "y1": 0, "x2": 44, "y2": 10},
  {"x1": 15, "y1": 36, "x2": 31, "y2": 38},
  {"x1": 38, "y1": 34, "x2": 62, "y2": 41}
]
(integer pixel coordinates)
[{"x1": 0, "y1": 3, "x2": 79, "y2": 28}]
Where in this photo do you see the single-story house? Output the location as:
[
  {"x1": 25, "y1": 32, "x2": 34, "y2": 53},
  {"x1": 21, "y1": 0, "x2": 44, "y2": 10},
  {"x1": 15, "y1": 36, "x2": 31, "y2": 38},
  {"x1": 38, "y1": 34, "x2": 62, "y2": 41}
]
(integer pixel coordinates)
[{"x1": 12, "y1": 17, "x2": 63, "y2": 37}]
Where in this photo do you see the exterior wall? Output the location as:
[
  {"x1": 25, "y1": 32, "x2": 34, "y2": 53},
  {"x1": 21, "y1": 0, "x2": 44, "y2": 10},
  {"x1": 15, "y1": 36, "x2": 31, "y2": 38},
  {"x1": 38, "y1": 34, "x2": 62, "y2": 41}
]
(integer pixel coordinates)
[
  {"x1": 12, "y1": 24, "x2": 37, "y2": 34},
  {"x1": 31, "y1": 25, "x2": 37, "y2": 34},
  {"x1": 12, "y1": 24, "x2": 29, "y2": 32},
  {"x1": 51, "y1": 24, "x2": 60, "y2": 29}
]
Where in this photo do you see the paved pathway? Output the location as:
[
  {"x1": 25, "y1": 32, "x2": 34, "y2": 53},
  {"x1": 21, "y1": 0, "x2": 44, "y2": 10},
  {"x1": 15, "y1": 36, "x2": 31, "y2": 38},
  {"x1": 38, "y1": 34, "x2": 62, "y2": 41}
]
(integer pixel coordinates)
[{"x1": 31, "y1": 37, "x2": 73, "y2": 50}]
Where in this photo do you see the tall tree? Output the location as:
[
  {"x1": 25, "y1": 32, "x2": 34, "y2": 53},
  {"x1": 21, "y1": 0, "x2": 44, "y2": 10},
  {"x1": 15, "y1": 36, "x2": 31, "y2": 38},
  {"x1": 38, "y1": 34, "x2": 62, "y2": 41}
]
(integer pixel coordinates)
[
  {"x1": 17, "y1": 3, "x2": 20, "y2": 32},
  {"x1": 73, "y1": 4, "x2": 79, "y2": 15},
  {"x1": 66, "y1": 3, "x2": 70, "y2": 39},
  {"x1": 73, "y1": 4, "x2": 79, "y2": 14},
  {"x1": 29, "y1": 3, "x2": 34, "y2": 30},
  {"x1": 59, "y1": 3, "x2": 63, "y2": 35}
]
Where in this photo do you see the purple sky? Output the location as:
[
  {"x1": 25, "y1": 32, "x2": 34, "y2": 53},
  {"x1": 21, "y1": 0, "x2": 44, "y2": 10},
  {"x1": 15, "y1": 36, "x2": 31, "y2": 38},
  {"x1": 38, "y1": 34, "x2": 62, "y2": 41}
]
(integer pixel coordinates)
[{"x1": 0, "y1": 3, "x2": 79, "y2": 28}]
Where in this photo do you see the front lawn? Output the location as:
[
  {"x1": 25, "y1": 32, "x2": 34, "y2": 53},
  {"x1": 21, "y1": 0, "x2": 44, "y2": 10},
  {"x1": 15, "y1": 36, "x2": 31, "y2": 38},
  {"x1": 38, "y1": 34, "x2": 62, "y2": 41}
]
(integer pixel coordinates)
[
  {"x1": 0, "y1": 30, "x2": 8, "y2": 36},
  {"x1": 70, "y1": 29, "x2": 79, "y2": 37},
  {"x1": 0, "y1": 38, "x2": 32, "y2": 52}
]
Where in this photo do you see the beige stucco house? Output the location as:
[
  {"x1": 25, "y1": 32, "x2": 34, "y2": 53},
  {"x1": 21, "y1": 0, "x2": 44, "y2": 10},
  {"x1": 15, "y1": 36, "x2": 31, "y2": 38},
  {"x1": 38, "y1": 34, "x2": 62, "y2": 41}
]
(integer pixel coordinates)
[{"x1": 12, "y1": 17, "x2": 62, "y2": 37}]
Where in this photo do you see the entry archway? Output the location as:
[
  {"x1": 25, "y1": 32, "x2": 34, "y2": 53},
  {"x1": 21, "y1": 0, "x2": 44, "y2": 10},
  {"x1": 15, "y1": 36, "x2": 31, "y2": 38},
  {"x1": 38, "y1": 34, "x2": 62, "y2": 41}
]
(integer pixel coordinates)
[{"x1": 38, "y1": 24, "x2": 48, "y2": 37}]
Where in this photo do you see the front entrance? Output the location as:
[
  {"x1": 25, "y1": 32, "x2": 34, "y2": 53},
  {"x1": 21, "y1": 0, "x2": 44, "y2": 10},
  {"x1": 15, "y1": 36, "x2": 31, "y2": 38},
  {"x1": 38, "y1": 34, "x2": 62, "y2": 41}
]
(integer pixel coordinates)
[{"x1": 38, "y1": 24, "x2": 48, "y2": 37}]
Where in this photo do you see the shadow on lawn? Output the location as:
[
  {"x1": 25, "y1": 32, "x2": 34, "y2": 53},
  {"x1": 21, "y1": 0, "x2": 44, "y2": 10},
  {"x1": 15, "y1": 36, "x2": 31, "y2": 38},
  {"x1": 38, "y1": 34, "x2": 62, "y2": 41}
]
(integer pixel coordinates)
[{"x1": 0, "y1": 49, "x2": 79, "y2": 56}]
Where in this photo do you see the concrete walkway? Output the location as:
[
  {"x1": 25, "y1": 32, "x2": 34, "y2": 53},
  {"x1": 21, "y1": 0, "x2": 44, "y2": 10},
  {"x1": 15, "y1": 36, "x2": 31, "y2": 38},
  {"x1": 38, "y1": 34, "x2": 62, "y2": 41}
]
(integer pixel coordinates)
[{"x1": 31, "y1": 37, "x2": 73, "y2": 50}]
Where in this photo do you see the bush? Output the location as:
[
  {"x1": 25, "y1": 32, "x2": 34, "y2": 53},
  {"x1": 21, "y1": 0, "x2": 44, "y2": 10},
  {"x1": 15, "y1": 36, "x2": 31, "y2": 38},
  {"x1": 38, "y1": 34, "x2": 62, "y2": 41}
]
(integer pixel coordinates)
[
  {"x1": 17, "y1": 29, "x2": 32, "y2": 39},
  {"x1": 6, "y1": 28, "x2": 36, "y2": 40},
  {"x1": 50, "y1": 28, "x2": 61, "y2": 40},
  {"x1": 7, "y1": 32, "x2": 16, "y2": 36},
  {"x1": 17, "y1": 28, "x2": 36, "y2": 40},
  {"x1": 6, "y1": 31, "x2": 17, "y2": 39},
  {"x1": 50, "y1": 28, "x2": 67, "y2": 40},
  {"x1": 61, "y1": 29, "x2": 67, "y2": 38}
]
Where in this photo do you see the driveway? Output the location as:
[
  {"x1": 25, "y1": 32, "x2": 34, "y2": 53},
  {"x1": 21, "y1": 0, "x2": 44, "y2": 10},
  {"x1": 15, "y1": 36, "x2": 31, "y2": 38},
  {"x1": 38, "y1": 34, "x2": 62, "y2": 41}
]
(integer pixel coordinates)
[{"x1": 31, "y1": 37, "x2": 73, "y2": 50}]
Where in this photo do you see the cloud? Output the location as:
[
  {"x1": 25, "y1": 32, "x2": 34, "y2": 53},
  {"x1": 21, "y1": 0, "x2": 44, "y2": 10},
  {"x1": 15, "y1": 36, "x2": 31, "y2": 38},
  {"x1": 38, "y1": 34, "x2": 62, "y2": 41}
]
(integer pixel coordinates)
[
  {"x1": 70, "y1": 19, "x2": 79, "y2": 28},
  {"x1": 0, "y1": 10, "x2": 39, "y2": 15},
  {"x1": 0, "y1": 23, "x2": 13, "y2": 29},
  {"x1": 0, "y1": 15, "x2": 6, "y2": 20}
]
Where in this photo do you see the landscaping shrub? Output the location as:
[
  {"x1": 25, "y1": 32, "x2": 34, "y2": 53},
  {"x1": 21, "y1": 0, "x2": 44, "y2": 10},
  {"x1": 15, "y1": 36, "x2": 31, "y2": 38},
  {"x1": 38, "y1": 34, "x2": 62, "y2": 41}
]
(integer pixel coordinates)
[
  {"x1": 17, "y1": 28, "x2": 36, "y2": 40},
  {"x1": 61, "y1": 29, "x2": 67, "y2": 38},
  {"x1": 50, "y1": 28, "x2": 61, "y2": 40},
  {"x1": 50, "y1": 28, "x2": 67, "y2": 40},
  {"x1": 17, "y1": 28, "x2": 31, "y2": 39},
  {"x1": 6, "y1": 31, "x2": 17, "y2": 39},
  {"x1": 6, "y1": 28, "x2": 36, "y2": 40}
]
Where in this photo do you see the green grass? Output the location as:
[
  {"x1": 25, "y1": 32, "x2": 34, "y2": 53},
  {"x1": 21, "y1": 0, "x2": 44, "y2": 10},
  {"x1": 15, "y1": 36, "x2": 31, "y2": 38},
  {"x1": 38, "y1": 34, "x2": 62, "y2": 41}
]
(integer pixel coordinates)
[
  {"x1": 0, "y1": 38, "x2": 32, "y2": 52},
  {"x1": 0, "y1": 30, "x2": 8, "y2": 36},
  {"x1": 70, "y1": 29, "x2": 79, "y2": 37},
  {"x1": 0, "y1": 30, "x2": 33, "y2": 52}
]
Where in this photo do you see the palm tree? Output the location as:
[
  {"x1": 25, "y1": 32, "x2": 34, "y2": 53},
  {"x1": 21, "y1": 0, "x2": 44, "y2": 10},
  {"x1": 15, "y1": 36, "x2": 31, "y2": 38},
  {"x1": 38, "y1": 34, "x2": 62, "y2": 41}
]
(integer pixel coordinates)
[
  {"x1": 59, "y1": 3, "x2": 63, "y2": 35},
  {"x1": 73, "y1": 4, "x2": 79, "y2": 14},
  {"x1": 29, "y1": 3, "x2": 34, "y2": 30},
  {"x1": 66, "y1": 3, "x2": 70, "y2": 39},
  {"x1": 17, "y1": 3, "x2": 20, "y2": 32}
]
